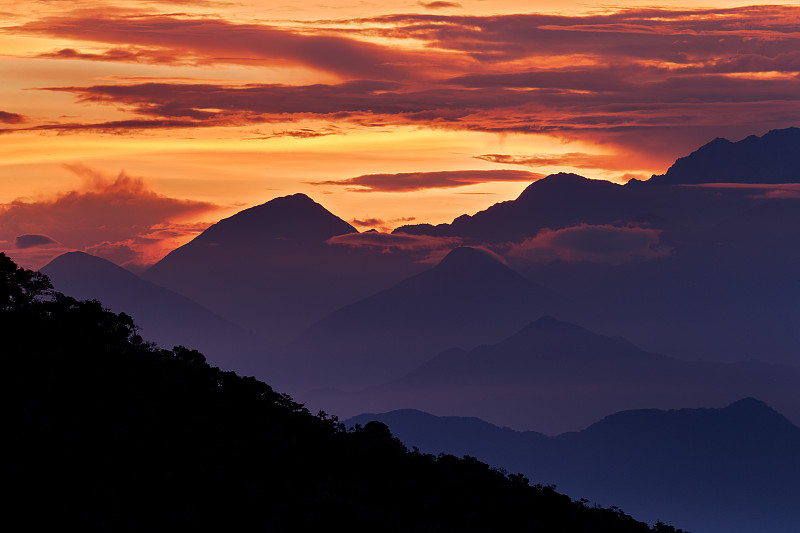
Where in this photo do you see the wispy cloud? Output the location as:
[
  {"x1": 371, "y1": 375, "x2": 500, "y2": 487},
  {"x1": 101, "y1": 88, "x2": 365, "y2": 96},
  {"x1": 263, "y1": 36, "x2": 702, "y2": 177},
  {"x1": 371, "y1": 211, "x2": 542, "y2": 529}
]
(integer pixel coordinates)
[
  {"x1": 310, "y1": 169, "x2": 543, "y2": 192},
  {"x1": 508, "y1": 224, "x2": 671, "y2": 264}
]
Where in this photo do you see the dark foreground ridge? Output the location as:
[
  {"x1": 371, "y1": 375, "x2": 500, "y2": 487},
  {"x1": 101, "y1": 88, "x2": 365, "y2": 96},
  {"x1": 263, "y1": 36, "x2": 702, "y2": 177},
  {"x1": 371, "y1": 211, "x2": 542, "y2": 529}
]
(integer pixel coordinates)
[{"x1": 0, "y1": 253, "x2": 683, "y2": 533}]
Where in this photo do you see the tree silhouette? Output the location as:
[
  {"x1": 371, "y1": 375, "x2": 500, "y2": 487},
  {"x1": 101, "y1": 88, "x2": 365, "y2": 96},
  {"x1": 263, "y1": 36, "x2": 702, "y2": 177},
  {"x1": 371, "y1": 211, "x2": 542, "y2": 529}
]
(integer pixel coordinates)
[{"x1": 0, "y1": 253, "x2": 687, "y2": 533}]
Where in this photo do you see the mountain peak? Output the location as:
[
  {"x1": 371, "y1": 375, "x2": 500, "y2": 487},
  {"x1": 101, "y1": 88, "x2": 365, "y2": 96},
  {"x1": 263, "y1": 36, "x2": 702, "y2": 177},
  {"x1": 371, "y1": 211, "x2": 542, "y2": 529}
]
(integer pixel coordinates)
[
  {"x1": 436, "y1": 246, "x2": 507, "y2": 270},
  {"x1": 43, "y1": 251, "x2": 131, "y2": 276},
  {"x1": 516, "y1": 172, "x2": 622, "y2": 203},
  {"x1": 194, "y1": 193, "x2": 357, "y2": 245},
  {"x1": 724, "y1": 397, "x2": 781, "y2": 418},
  {"x1": 652, "y1": 126, "x2": 800, "y2": 184}
]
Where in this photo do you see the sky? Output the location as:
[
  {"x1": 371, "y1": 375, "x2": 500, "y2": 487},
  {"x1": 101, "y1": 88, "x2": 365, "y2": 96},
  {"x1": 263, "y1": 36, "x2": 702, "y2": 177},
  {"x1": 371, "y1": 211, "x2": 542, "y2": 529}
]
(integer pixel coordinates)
[{"x1": 2, "y1": 0, "x2": 800, "y2": 269}]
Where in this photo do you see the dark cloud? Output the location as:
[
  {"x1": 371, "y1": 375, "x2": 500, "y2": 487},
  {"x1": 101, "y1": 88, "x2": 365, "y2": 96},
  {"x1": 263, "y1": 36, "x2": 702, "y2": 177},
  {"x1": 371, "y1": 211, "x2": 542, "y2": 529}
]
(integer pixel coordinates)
[
  {"x1": 419, "y1": 1, "x2": 461, "y2": 9},
  {"x1": 351, "y1": 218, "x2": 384, "y2": 227},
  {"x1": 16, "y1": 6, "x2": 800, "y2": 161},
  {"x1": 18, "y1": 14, "x2": 433, "y2": 80},
  {"x1": 38, "y1": 47, "x2": 184, "y2": 65},
  {"x1": 310, "y1": 169, "x2": 544, "y2": 192},
  {"x1": 15, "y1": 234, "x2": 58, "y2": 249},
  {"x1": 247, "y1": 126, "x2": 342, "y2": 140},
  {"x1": 0, "y1": 111, "x2": 25, "y2": 124},
  {"x1": 508, "y1": 224, "x2": 671, "y2": 264},
  {"x1": 350, "y1": 216, "x2": 416, "y2": 232},
  {"x1": 686, "y1": 183, "x2": 800, "y2": 200},
  {"x1": 326, "y1": 232, "x2": 462, "y2": 252},
  {"x1": 475, "y1": 153, "x2": 651, "y2": 171}
]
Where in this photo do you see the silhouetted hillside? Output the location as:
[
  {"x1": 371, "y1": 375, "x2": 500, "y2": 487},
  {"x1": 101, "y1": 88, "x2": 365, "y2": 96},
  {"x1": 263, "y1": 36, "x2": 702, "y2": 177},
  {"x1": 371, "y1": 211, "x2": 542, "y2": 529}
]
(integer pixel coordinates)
[
  {"x1": 281, "y1": 247, "x2": 566, "y2": 389},
  {"x1": 1, "y1": 253, "x2": 678, "y2": 533},
  {"x1": 651, "y1": 127, "x2": 800, "y2": 184},
  {"x1": 42, "y1": 251, "x2": 265, "y2": 370},
  {"x1": 347, "y1": 399, "x2": 800, "y2": 533}
]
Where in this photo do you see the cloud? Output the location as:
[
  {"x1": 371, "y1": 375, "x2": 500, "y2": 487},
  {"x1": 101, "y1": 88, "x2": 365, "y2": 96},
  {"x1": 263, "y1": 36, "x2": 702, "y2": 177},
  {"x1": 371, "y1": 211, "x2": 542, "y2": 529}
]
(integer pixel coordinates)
[
  {"x1": 0, "y1": 111, "x2": 25, "y2": 124},
  {"x1": 351, "y1": 218, "x2": 384, "y2": 227},
  {"x1": 37, "y1": 47, "x2": 184, "y2": 66},
  {"x1": 508, "y1": 224, "x2": 671, "y2": 264},
  {"x1": 18, "y1": 14, "x2": 432, "y2": 80},
  {"x1": 350, "y1": 216, "x2": 416, "y2": 232},
  {"x1": 0, "y1": 164, "x2": 219, "y2": 267},
  {"x1": 15, "y1": 234, "x2": 58, "y2": 249},
  {"x1": 419, "y1": 1, "x2": 461, "y2": 9},
  {"x1": 247, "y1": 126, "x2": 343, "y2": 140},
  {"x1": 311, "y1": 169, "x2": 544, "y2": 192},
  {"x1": 326, "y1": 232, "x2": 462, "y2": 253},
  {"x1": 475, "y1": 153, "x2": 653, "y2": 171},
  {"x1": 685, "y1": 183, "x2": 800, "y2": 199},
  {"x1": 15, "y1": 5, "x2": 800, "y2": 164}
]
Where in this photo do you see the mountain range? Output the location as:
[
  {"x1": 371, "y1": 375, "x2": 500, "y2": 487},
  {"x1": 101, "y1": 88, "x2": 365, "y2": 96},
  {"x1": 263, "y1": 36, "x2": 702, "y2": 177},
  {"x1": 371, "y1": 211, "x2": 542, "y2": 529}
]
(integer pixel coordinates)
[
  {"x1": 143, "y1": 193, "x2": 427, "y2": 344},
  {"x1": 280, "y1": 246, "x2": 566, "y2": 389},
  {"x1": 347, "y1": 398, "x2": 800, "y2": 533},
  {"x1": 303, "y1": 316, "x2": 800, "y2": 435}
]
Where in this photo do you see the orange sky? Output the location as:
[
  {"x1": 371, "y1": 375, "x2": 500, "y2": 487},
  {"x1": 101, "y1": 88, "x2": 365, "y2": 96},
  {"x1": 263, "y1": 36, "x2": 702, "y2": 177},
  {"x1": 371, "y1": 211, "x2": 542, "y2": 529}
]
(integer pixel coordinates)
[{"x1": 2, "y1": 0, "x2": 800, "y2": 268}]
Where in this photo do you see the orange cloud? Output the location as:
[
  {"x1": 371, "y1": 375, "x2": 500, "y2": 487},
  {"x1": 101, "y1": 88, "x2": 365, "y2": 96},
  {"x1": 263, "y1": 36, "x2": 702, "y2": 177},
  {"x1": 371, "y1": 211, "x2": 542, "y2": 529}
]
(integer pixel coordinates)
[{"x1": 0, "y1": 164, "x2": 219, "y2": 268}]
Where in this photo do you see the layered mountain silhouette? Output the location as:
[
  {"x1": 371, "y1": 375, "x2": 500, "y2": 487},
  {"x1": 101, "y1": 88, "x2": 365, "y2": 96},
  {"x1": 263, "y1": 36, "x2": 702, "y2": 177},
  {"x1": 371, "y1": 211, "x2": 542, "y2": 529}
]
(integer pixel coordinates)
[
  {"x1": 651, "y1": 126, "x2": 800, "y2": 184},
  {"x1": 279, "y1": 247, "x2": 566, "y2": 389},
  {"x1": 41, "y1": 251, "x2": 263, "y2": 370},
  {"x1": 143, "y1": 193, "x2": 426, "y2": 344},
  {"x1": 392, "y1": 139, "x2": 800, "y2": 364},
  {"x1": 6, "y1": 253, "x2": 673, "y2": 533},
  {"x1": 347, "y1": 399, "x2": 800, "y2": 533},
  {"x1": 394, "y1": 171, "x2": 757, "y2": 243},
  {"x1": 304, "y1": 317, "x2": 800, "y2": 435}
]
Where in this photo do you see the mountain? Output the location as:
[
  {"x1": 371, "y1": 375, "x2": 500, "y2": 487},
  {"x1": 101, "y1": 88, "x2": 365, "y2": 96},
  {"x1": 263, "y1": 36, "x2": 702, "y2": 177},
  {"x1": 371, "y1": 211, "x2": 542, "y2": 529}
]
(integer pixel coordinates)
[
  {"x1": 347, "y1": 399, "x2": 800, "y2": 533},
  {"x1": 651, "y1": 126, "x2": 800, "y2": 184},
  {"x1": 302, "y1": 317, "x2": 800, "y2": 435},
  {"x1": 188, "y1": 192, "x2": 358, "y2": 244},
  {"x1": 3, "y1": 252, "x2": 671, "y2": 533},
  {"x1": 279, "y1": 247, "x2": 566, "y2": 390},
  {"x1": 394, "y1": 172, "x2": 756, "y2": 243},
  {"x1": 41, "y1": 251, "x2": 263, "y2": 371},
  {"x1": 143, "y1": 193, "x2": 426, "y2": 346},
  {"x1": 396, "y1": 166, "x2": 800, "y2": 364}
]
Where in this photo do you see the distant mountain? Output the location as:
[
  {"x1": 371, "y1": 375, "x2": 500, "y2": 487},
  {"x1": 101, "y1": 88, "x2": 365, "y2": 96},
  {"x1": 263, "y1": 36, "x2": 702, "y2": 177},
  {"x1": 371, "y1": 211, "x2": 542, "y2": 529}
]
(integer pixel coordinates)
[
  {"x1": 347, "y1": 399, "x2": 800, "y2": 533},
  {"x1": 394, "y1": 172, "x2": 756, "y2": 243},
  {"x1": 396, "y1": 168, "x2": 800, "y2": 364},
  {"x1": 302, "y1": 317, "x2": 800, "y2": 436},
  {"x1": 143, "y1": 194, "x2": 426, "y2": 346},
  {"x1": 280, "y1": 247, "x2": 566, "y2": 390},
  {"x1": 189, "y1": 192, "x2": 357, "y2": 245},
  {"x1": 651, "y1": 126, "x2": 800, "y2": 184},
  {"x1": 41, "y1": 251, "x2": 264, "y2": 371}
]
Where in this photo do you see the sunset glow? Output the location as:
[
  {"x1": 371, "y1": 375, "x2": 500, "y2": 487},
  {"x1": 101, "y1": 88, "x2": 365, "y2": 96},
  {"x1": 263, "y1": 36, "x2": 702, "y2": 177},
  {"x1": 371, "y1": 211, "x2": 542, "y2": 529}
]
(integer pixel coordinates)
[{"x1": 3, "y1": 0, "x2": 800, "y2": 268}]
